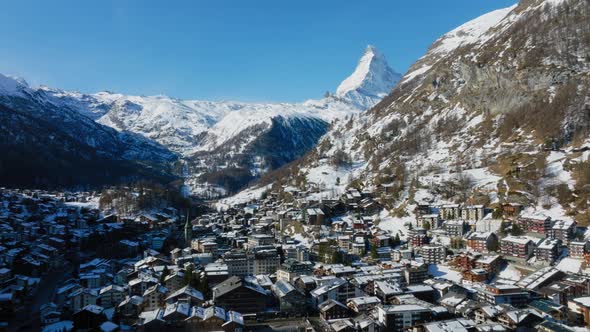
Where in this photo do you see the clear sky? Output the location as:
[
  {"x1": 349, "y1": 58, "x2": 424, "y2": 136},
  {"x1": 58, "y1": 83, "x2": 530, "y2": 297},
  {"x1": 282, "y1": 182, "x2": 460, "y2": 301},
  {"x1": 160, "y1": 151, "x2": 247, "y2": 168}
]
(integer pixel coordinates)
[{"x1": 0, "y1": 0, "x2": 516, "y2": 102}]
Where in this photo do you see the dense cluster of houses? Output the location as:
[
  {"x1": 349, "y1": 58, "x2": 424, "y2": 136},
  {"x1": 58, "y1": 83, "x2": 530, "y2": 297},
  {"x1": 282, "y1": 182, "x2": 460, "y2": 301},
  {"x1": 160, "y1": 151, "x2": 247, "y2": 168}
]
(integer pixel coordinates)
[{"x1": 3, "y1": 184, "x2": 590, "y2": 332}]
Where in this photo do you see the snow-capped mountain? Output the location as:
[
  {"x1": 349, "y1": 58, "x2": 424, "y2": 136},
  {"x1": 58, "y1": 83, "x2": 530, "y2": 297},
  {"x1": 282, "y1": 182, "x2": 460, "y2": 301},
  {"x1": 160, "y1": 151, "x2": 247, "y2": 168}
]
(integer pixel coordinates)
[
  {"x1": 38, "y1": 45, "x2": 399, "y2": 157},
  {"x1": 0, "y1": 46, "x2": 400, "y2": 193},
  {"x1": 0, "y1": 73, "x2": 31, "y2": 97},
  {"x1": 336, "y1": 45, "x2": 401, "y2": 109},
  {"x1": 258, "y1": 0, "x2": 590, "y2": 224},
  {"x1": 0, "y1": 74, "x2": 177, "y2": 188}
]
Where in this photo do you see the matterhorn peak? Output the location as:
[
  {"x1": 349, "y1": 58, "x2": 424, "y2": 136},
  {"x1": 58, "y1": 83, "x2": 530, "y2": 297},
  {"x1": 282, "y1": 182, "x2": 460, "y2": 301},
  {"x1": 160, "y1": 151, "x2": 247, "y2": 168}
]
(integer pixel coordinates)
[{"x1": 335, "y1": 45, "x2": 401, "y2": 109}]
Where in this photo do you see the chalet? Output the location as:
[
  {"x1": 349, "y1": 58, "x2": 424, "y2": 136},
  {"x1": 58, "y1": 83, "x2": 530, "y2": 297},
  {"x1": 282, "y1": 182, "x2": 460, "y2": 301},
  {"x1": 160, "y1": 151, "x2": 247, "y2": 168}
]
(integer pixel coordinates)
[
  {"x1": 452, "y1": 253, "x2": 479, "y2": 271},
  {"x1": 569, "y1": 297, "x2": 590, "y2": 327},
  {"x1": 462, "y1": 268, "x2": 488, "y2": 283},
  {"x1": 465, "y1": 232, "x2": 498, "y2": 253},
  {"x1": 162, "y1": 301, "x2": 191, "y2": 325},
  {"x1": 475, "y1": 255, "x2": 502, "y2": 276},
  {"x1": 549, "y1": 220, "x2": 576, "y2": 244},
  {"x1": 310, "y1": 278, "x2": 360, "y2": 308},
  {"x1": 377, "y1": 304, "x2": 432, "y2": 331},
  {"x1": 497, "y1": 309, "x2": 543, "y2": 331},
  {"x1": 184, "y1": 306, "x2": 244, "y2": 331},
  {"x1": 98, "y1": 285, "x2": 126, "y2": 308},
  {"x1": 444, "y1": 220, "x2": 466, "y2": 237},
  {"x1": 439, "y1": 204, "x2": 460, "y2": 220},
  {"x1": 68, "y1": 288, "x2": 99, "y2": 313},
  {"x1": 319, "y1": 299, "x2": 350, "y2": 321},
  {"x1": 164, "y1": 286, "x2": 204, "y2": 306},
  {"x1": 212, "y1": 276, "x2": 270, "y2": 313},
  {"x1": 143, "y1": 284, "x2": 168, "y2": 311},
  {"x1": 163, "y1": 271, "x2": 185, "y2": 293},
  {"x1": 72, "y1": 304, "x2": 107, "y2": 331},
  {"x1": 347, "y1": 296, "x2": 381, "y2": 313},
  {"x1": 461, "y1": 205, "x2": 486, "y2": 221},
  {"x1": 408, "y1": 228, "x2": 429, "y2": 247},
  {"x1": 517, "y1": 215, "x2": 551, "y2": 235},
  {"x1": 501, "y1": 203, "x2": 523, "y2": 218},
  {"x1": 570, "y1": 241, "x2": 590, "y2": 258},
  {"x1": 500, "y1": 236, "x2": 539, "y2": 259},
  {"x1": 306, "y1": 208, "x2": 325, "y2": 225},
  {"x1": 374, "y1": 280, "x2": 403, "y2": 304},
  {"x1": 419, "y1": 245, "x2": 445, "y2": 264},
  {"x1": 272, "y1": 279, "x2": 306, "y2": 312},
  {"x1": 535, "y1": 238, "x2": 561, "y2": 263},
  {"x1": 117, "y1": 296, "x2": 144, "y2": 324},
  {"x1": 476, "y1": 284, "x2": 529, "y2": 307},
  {"x1": 418, "y1": 214, "x2": 441, "y2": 229}
]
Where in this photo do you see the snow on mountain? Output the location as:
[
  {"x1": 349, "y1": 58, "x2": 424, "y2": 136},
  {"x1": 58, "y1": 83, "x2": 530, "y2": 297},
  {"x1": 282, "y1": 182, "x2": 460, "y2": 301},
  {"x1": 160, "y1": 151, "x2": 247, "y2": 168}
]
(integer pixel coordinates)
[
  {"x1": 336, "y1": 45, "x2": 401, "y2": 109},
  {"x1": 400, "y1": 5, "x2": 516, "y2": 86},
  {"x1": 0, "y1": 45, "x2": 400, "y2": 194},
  {"x1": 252, "y1": 0, "x2": 590, "y2": 226},
  {"x1": 0, "y1": 73, "x2": 29, "y2": 97},
  {"x1": 33, "y1": 45, "x2": 398, "y2": 157},
  {"x1": 0, "y1": 74, "x2": 177, "y2": 187},
  {"x1": 429, "y1": 5, "x2": 516, "y2": 56},
  {"x1": 38, "y1": 88, "x2": 362, "y2": 156},
  {"x1": 197, "y1": 97, "x2": 359, "y2": 152}
]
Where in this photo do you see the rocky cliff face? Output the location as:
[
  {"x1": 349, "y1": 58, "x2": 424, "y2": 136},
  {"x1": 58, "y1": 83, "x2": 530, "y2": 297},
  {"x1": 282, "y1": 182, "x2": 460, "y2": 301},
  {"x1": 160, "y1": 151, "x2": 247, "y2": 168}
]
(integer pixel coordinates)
[{"x1": 268, "y1": 0, "x2": 590, "y2": 224}]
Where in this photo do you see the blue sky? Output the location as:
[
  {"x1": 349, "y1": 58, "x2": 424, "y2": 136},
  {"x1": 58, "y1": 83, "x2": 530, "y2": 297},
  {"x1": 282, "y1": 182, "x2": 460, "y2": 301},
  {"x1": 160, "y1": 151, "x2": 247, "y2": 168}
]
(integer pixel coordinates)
[{"x1": 0, "y1": 1, "x2": 516, "y2": 102}]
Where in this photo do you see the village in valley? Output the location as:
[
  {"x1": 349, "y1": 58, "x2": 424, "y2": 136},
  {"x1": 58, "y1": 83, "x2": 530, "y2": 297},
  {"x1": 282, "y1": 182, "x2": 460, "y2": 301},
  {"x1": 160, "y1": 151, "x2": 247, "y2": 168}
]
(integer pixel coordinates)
[{"x1": 1, "y1": 178, "x2": 589, "y2": 332}]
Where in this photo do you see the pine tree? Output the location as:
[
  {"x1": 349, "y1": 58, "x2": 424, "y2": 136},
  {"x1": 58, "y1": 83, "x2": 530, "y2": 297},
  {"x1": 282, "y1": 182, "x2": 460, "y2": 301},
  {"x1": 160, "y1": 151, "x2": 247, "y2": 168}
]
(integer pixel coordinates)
[
  {"x1": 370, "y1": 245, "x2": 378, "y2": 259},
  {"x1": 511, "y1": 223, "x2": 524, "y2": 236},
  {"x1": 332, "y1": 250, "x2": 340, "y2": 264}
]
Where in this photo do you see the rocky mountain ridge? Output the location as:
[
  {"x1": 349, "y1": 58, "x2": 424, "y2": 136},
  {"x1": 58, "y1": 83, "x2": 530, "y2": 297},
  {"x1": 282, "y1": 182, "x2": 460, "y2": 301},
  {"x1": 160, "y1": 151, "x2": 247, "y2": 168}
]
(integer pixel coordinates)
[
  {"x1": 252, "y1": 0, "x2": 590, "y2": 224},
  {"x1": 0, "y1": 46, "x2": 401, "y2": 193}
]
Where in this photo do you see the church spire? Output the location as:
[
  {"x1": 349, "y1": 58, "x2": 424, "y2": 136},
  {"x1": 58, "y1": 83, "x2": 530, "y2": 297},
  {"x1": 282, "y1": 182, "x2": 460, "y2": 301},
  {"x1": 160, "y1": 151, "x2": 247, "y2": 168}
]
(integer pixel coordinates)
[{"x1": 184, "y1": 210, "x2": 192, "y2": 248}]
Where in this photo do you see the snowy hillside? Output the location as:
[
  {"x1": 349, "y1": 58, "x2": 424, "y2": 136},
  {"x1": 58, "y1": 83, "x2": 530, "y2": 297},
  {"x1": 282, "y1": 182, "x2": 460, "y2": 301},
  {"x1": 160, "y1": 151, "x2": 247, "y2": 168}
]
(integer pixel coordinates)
[
  {"x1": 252, "y1": 0, "x2": 590, "y2": 226},
  {"x1": 0, "y1": 73, "x2": 30, "y2": 97},
  {"x1": 0, "y1": 76, "x2": 178, "y2": 187}
]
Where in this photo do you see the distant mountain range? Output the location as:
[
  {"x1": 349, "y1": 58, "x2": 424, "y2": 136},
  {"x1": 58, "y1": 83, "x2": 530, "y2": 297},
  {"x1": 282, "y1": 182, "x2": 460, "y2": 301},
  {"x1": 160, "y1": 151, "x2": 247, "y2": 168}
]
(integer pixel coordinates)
[{"x1": 0, "y1": 46, "x2": 401, "y2": 192}]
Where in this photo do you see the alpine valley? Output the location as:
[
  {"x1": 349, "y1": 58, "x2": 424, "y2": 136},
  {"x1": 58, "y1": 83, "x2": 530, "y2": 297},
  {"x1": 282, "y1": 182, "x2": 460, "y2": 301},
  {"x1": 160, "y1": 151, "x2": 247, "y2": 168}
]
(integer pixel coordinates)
[
  {"x1": 4, "y1": 0, "x2": 590, "y2": 330},
  {"x1": 226, "y1": 0, "x2": 590, "y2": 226},
  {"x1": 0, "y1": 46, "x2": 400, "y2": 194}
]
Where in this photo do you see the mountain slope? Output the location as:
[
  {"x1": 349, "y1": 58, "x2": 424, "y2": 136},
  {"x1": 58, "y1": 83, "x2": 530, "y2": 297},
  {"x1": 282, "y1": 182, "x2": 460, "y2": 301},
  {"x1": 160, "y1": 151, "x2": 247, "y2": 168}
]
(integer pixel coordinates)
[
  {"x1": 0, "y1": 74, "x2": 178, "y2": 188},
  {"x1": 38, "y1": 46, "x2": 400, "y2": 158},
  {"x1": 14, "y1": 46, "x2": 400, "y2": 195},
  {"x1": 263, "y1": 0, "x2": 590, "y2": 223}
]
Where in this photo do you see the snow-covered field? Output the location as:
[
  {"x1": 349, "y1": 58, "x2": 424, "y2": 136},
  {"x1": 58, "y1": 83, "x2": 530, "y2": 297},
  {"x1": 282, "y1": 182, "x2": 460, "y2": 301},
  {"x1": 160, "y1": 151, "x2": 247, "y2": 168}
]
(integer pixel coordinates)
[
  {"x1": 64, "y1": 197, "x2": 100, "y2": 210},
  {"x1": 215, "y1": 185, "x2": 271, "y2": 211},
  {"x1": 428, "y1": 264, "x2": 463, "y2": 283},
  {"x1": 376, "y1": 209, "x2": 411, "y2": 240},
  {"x1": 497, "y1": 264, "x2": 524, "y2": 283}
]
